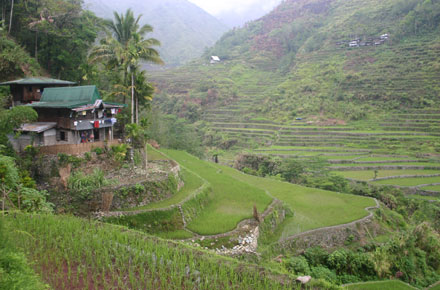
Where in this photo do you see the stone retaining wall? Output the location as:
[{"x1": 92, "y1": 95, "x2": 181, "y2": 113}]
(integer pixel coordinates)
[{"x1": 280, "y1": 199, "x2": 380, "y2": 251}]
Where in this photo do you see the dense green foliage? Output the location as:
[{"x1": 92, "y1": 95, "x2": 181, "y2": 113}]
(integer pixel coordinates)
[
  {"x1": 0, "y1": 218, "x2": 48, "y2": 290},
  {"x1": 1, "y1": 0, "x2": 101, "y2": 82},
  {"x1": 278, "y1": 221, "x2": 440, "y2": 287},
  {"x1": 68, "y1": 168, "x2": 115, "y2": 200},
  {"x1": 0, "y1": 31, "x2": 41, "y2": 80},
  {"x1": 0, "y1": 106, "x2": 38, "y2": 144},
  {"x1": 0, "y1": 154, "x2": 53, "y2": 213},
  {"x1": 147, "y1": 111, "x2": 204, "y2": 157}
]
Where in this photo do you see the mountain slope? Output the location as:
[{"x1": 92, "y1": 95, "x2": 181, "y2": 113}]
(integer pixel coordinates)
[
  {"x1": 83, "y1": 0, "x2": 228, "y2": 66},
  {"x1": 152, "y1": 0, "x2": 440, "y2": 121}
]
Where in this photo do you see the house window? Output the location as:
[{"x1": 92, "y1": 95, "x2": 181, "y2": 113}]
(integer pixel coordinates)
[{"x1": 57, "y1": 130, "x2": 68, "y2": 142}]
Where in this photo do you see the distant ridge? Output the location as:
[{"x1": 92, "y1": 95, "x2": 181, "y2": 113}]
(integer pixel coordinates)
[{"x1": 83, "y1": 0, "x2": 228, "y2": 66}]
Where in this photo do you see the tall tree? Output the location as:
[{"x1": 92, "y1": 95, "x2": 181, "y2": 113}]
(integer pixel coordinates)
[{"x1": 91, "y1": 9, "x2": 163, "y2": 123}]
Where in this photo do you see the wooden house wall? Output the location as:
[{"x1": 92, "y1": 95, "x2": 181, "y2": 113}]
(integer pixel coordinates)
[
  {"x1": 11, "y1": 85, "x2": 42, "y2": 104},
  {"x1": 36, "y1": 108, "x2": 74, "y2": 129}
]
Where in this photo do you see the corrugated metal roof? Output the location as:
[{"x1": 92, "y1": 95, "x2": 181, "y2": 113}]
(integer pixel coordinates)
[
  {"x1": 29, "y1": 86, "x2": 100, "y2": 109},
  {"x1": 19, "y1": 122, "x2": 57, "y2": 133},
  {"x1": 0, "y1": 77, "x2": 76, "y2": 86}
]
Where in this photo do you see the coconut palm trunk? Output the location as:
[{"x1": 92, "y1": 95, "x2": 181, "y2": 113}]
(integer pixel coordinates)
[
  {"x1": 8, "y1": 0, "x2": 14, "y2": 35},
  {"x1": 131, "y1": 72, "x2": 135, "y2": 124}
]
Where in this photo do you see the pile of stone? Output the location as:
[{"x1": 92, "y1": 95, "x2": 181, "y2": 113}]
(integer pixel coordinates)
[{"x1": 216, "y1": 227, "x2": 259, "y2": 256}]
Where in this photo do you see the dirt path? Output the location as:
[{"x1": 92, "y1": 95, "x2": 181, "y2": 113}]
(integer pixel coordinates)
[{"x1": 280, "y1": 198, "x2": 379, "y2": 243}]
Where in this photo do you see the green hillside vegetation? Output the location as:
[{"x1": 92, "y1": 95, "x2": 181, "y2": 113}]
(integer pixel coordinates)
[
  {"x1": 0, "y1": 0, "x2": 101, "y2": 84},
  {"x1": 0, "y1": 33, "x2": 42, "y2": 81},
  {"x1": 152, "y1": 0, "x2": 440, "y2": 121}
]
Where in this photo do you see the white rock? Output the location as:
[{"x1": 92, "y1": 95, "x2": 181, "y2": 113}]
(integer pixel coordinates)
[{"x1": 296, "y1": 276, "x2": 312, "y2": 284}]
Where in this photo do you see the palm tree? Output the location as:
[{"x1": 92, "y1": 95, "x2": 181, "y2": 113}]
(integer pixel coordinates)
[{"x1": 90, "y1": 9, "x2": 163, "y2": 123}]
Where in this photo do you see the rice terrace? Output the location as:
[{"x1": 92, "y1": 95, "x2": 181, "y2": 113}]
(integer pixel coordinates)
[{"x1": 1, "y1": 0, "x2": 440, "y2": 289}]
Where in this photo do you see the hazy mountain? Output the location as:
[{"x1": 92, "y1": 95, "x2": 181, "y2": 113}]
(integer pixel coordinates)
[{"x1": 83, "y1": 0, "x2": 228, "y2": 66}]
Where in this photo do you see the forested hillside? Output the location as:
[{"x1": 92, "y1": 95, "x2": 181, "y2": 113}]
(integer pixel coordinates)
[
  {"x1": 0, "y1": 0, "x2": 101, "y2": 82},
  {"x1": 83, "y1": 0, "x2": 228, "y2": 66},
  {"x1": 152, "y1": 0, "x2": 440, "y2": 121}
]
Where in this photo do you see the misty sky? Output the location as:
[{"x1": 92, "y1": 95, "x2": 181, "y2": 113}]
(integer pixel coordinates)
[{"x1": 188, "y1": 0, "x2": 282, "y2": 27}]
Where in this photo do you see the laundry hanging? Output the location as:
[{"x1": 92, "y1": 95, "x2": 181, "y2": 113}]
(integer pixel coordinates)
[{"x1": 94, "y1": 121, "x2": 100, "y2": 128}]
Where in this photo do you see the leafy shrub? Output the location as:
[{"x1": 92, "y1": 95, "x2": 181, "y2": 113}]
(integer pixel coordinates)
[
  {"x1": 110, "y1": 144, "x2": 129, "y2": 164},
  {"x1": 57, "y1": 153, "x2": 84, "y2": 168},
  {"x1": 0, "y1": 155, "x2": 20, "y2": 188},
  {"x1": 92, "y1": 147, "x2": 104, "y2": 155},
  {"x1": 68, "y1": 169, "x2": 115, "y2": 200},
  {"x1": 0, "y1": 248, "x2": 48, "y2": 290},
  {"x1": 310, "y1": 266, "x2": 337, "y2": 284},
  {"x1": 84, "y1": 152, "x2": 92, "y2": 161},
  {"x1": 285, "y1": 256, "x2": 310, "y2": 275},
  {"x1": 18, "y1": 188, "x2": 53, "y2": 213},
  {"x1": 133, "y1": 184, "x2": 145, "y2": 195},
  {"x1": 305, "y1": 247, "x2": 329, "y2": 267}
]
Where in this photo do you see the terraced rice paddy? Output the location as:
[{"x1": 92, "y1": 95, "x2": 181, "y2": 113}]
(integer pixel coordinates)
[
  {"x1": 330, "y1": 162, "x2": 440, "y2": 168},
  {"x1": 421, "y1": 185, "x2": 440, "y2": 192},
  {"x1": 3, "y1": 213, "x2": 295, "y2": 289},
  {"x1": 124, "y1": 168, "x2": 204, "y2": 211},
  {"x1": 204, "y1": 103, "x2": 440, "y2": 194},
  {"x1": 333, "y1": 170, "x2": 440, "y2": 181},
  {"x1": 163, "y1": 149, "x2": 272, "y2": 235},
  {"x1": 163, "y1": 149, "x2": 375, "y2": 239},
  {"x1": 372, "y1": 176, "x2": 440, "y2": 187},
  {"x1": 344, "y1": 280, "x2": 417, "y2": 290}
]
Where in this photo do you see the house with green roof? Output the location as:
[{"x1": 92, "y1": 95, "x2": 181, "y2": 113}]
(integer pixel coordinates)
[
  {"x1": 0, "y1": 77, "x2": 76, "y2": 107},
  {"x1": 9, "y1": 85, "x2": 126, "y2": 152}
]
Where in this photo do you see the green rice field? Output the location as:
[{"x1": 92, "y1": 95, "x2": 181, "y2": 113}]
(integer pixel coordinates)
[
  {"x1": 331, "y1": 162, "x2": 440, "y2": 168},
  {"x1": 124, "y1": 168, "x2": 205, "y2": 211},
  {"x1": 333, "y1": 170, "x2": 440, "y2": 181},
  {"x1": 3, "y1": 213, "x2": 293, "y2": 289},
  {"x1": 421, "y1": 185, "x2": 440, "y2": 191},
  {"x1": 223, "y1": 168, "x2": 375, "y2": 239},
  {"x1": 344, "y1": 280, "x2": 417, "y2": 290},
  {"x1": 373, "y1": 176, "x2": 440, "y2": 187},
  {"x1": 163, "y1": 150, "x2": 375, "y2": 239},
  {"x1": 163, "y1": 150, "x2": 272, "y2": 235}
]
